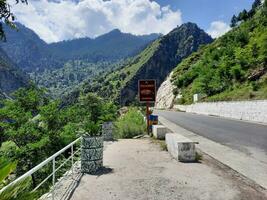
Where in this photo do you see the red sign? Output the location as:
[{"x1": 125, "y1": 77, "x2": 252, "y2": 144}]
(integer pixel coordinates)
[{"x1": 138, "y1": 80, "x2": 156, "y2": 102}]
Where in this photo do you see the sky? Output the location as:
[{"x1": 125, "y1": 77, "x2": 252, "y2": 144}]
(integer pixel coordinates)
[{"x1": 10, "y1": 0, "x2": 254, "y2": 43}]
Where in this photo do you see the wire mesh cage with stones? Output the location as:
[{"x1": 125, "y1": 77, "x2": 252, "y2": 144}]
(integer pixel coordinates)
[{"x1": 81, "y1": 136, "x2": 103, "y2": 174}]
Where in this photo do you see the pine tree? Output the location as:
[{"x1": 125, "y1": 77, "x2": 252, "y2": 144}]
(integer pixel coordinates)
[
  {"x1": 252, "y1": 0, "x2": 262, "y2": 10},
  {"x1": 238, "y1": 9, "x2": 249, "y2": 21},
  {"x1": 230, "y1": 15, "x2": 238, "y2": 27}
]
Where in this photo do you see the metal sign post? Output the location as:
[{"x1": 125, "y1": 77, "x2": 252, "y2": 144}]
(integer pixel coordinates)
[
  {"x1": 146, "y1": 101, "x2": 150, "y2": 135},
  {"x1": 138, "y1": 80, "x2": 156, "y2": 135}
]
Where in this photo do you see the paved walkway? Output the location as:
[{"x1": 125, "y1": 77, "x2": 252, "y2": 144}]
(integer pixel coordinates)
[{"x1": 70, "y1": 139, "x2": 266, "y2": 200}]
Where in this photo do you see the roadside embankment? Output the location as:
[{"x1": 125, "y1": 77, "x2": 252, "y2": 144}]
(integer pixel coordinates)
[{"x1": 174, "y1": 100, "x2": 267, "y2": 124}]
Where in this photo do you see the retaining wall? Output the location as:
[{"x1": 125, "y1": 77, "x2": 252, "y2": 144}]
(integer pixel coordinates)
[{"x1": 174, "y1": 100, "x2": 267, "y2": 124}]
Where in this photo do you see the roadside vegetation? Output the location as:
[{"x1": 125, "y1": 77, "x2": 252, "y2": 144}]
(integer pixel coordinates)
[
  {"x1": 114, "y1": 107, "x2": 146, "y2": 139},
  {"x1": 0, "y1": 86, "x2": 117, "y2": 199},
  {"x1": 172, "y1": 0, "x2": 267, "y2": 104}
]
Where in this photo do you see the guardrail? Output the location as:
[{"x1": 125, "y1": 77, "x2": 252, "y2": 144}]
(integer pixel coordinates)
[{"x1": 0, "y1": 137, "x2": 82, "y2": 200}]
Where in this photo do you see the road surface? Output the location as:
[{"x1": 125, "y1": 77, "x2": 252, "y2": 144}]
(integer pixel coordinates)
[{"x1": 154, "y1": 110, "x2": 267, "y2": 156}]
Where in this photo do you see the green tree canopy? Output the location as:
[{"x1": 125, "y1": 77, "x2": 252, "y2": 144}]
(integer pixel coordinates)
[{"x1": 0, "y1": 0, "x2": 27, "y2": 40}]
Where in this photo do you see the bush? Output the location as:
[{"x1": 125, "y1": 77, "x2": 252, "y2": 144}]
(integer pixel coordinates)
[{"x1": 114, "y1": 108, "x2": 146, "y2": 139}]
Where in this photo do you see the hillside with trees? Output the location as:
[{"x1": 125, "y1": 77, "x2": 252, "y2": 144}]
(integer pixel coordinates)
[
  {"x1": 30, "y1": 60, "x2": 128, "y2": 98},
  {"x1": 0, "y1": 86, "x2": 117, "y2": 199},
  {"x1": 171, "y1": 0, "x2": 267, "y2": 104},
  {"x1": 0, "y1": 47, "x2": 29, "y2": 99},
  {"x1": 83, "y1": 23, "x2": 213, "y2": 105}
]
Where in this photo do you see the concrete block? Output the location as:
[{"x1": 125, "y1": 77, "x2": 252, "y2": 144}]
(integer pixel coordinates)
[
  {"x1": 152, "y1": 125, "x2": 168, "y2": 139},
  {"x1": 165, "y1": 133, "x2": 196, "y2": 162}
]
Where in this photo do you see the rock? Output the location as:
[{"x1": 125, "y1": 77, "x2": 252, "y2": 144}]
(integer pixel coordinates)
[{"x1": 155, "y1": 72, "x2": 175, "y2": 109}]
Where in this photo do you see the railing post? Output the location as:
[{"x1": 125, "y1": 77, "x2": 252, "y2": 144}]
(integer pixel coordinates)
[
  {"x1": 52, "y1": 158, "x2": 55, "y2": 200},
  {"x1": 71, "y1": 144, "x2": 74, "y2": 177}
]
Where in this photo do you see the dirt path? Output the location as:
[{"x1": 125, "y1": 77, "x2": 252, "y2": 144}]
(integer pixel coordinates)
[{"x1": 70, "y1": 139, "x2": 266, "y2": 200}]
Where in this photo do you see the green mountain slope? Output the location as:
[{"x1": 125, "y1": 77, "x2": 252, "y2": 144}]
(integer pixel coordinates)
[
  {"x1": 84, "y1": 23, "x2": 213, "y2": 105},
  {"x1": 0, "y1": 47, "x2": 29, "y2": 98},
  {"x1": 31, "y1": 60, "x2": 127, "y2": 98},
  {"x1": 171, "y1": 1, "x2": 267, "y2": 104},
  {"x1": 49, "y1": 29, "x2": 160, "y2": 62}
]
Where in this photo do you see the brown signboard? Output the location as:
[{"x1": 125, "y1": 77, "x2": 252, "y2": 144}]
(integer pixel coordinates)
[{"x1": 138, "y1": 80, "x2": 156, "y2": 102}]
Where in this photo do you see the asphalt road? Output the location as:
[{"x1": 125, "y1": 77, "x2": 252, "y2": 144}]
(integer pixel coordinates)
[{"x1": 154, "y1": 110, "x2": 267, "y2": 154}]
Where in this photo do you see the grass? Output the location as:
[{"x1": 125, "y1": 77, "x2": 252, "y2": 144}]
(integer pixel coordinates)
[
  {"x1": 195, "y1": 152, "x2": 203, "y2": 162},
  {"x1": 150, "y1": 138, "x2": 168, "y2": 151},
  {"x1": 114, "y1": 107, "x2": 146, "y2": 139}
]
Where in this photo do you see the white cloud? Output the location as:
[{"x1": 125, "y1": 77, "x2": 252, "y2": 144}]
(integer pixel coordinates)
[
  {"x1": 207, "y1": 21, "x2": 231, "y2": 38},
  {"x1": 9, "y1": 0, "x2": 182, "y2": 43}
]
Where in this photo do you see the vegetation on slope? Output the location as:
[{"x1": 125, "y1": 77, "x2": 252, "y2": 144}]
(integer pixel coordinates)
[
  {"x1": 84, "y1": 40, "x2": 161, "y2": 103},
  {"x1": 84, "y1": 23, "x2": 213, "y2": 105},
  {"x1": 114, "y1": 107, "x2": 146, "y2": 139},
  {"x1": 0, "y1": 86, "x2": 117, "y2": 199},
  {"x1": 0, "y1": 47, "x2": 29, "y2": 97},
  {"x1": 172, "y1": 1, "x2": 267, "y2": 104},
  {"x1": 30, "y1": 60, "x2": 127, "y2": 99}
]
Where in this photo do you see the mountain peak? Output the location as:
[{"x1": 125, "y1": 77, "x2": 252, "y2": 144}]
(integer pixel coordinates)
[{"x1": 107, "y1": 29, "x2": 122, "y2": 35}]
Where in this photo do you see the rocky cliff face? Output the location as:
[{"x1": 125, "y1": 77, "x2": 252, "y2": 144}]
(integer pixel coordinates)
[
  {"x1": 155, "y1": 72, "x2": 175, "y2": 109},
  {"x1": 119, "y1": 23, "x2": 213, "y2": 105}
]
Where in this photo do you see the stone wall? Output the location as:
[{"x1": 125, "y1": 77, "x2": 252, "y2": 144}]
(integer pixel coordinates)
[{"x1": 174, "y1": 100, "x2": 267, "y2": 124}]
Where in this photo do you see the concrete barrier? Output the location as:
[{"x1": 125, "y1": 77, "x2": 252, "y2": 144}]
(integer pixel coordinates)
[
  {"x1": 165, "y1": 133, "x2": 196, "y2": 162},
  {"x1": 152, "y1": 125, "x2": 168, "y2": 139}
]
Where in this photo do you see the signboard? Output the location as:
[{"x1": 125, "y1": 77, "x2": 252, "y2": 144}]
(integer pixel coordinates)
[{"x1": 138, "y1": 80, "x2": 156, "y2": 102}]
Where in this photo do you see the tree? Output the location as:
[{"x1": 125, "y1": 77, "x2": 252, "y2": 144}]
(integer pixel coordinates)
[
  {"x1": 252, "y1": 0, "x2": 262, "y2": 11},
  {"x1": 0, "y1": 0, "x2": 28, "y2": 40},
  {"x1": 230, "y1": 15, "x2": 238, "y2": 27},
  {"x1": 238, "y1": 9, "x2": 249, "y2": 21}
]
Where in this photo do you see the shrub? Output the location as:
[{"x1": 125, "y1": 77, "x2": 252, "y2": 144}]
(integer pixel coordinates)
[{"x1": 114, "y1": 108, "x2": 146, "y2": 139}]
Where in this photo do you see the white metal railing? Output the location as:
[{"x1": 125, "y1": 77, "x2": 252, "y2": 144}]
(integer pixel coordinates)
[{"x1": 0, "y1": 137, "x2": 81, "y2": 200}]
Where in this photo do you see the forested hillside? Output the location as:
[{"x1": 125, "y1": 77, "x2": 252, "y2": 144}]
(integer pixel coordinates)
[
  {"x1": 30, "y1": 60, "x2": 128, "y2": 98},
  {"x1": 0, "y1": 24, "x2": 159, "y2": 72},
  {"x1": 49, "y1": 29, "x2": 160, "y2": 62},
  {"x1": 171, "y1": 1, "x2": 267, "y2": 104},
  {"x1": 0, "y1": 47, "x2": 29, "y2": 98},
  {"x1": 0, "y1": 23, "x2": 57, "y2": 72},
  {"x1": 84, "y1": 23, "x2": 213, "y2": 105}
]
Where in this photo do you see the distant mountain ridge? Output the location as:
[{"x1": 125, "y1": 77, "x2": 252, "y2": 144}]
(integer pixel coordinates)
[{"x1": 0, "y1": 23, "x2": 160, "y2": 72}]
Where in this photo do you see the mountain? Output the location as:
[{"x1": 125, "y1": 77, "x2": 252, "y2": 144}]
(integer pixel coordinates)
[
  {"x1": 170, "y1": 1, "x2": 267, "y2": 104},
  {"x1": 0, "y1": 23, "x2": 60, "y2": 72},
  {"x1": 49, "y1": 29, "x2": 160, "y2": 62},
  {"x1": 84, "y1": 23, "x2": 213, "y2": 105},
  {"x1": 0, "y1": 47, "x2": 29, "y2": 98},
  {"x1": 0, "y1": 24, "x2": 160, "y2": 72}
]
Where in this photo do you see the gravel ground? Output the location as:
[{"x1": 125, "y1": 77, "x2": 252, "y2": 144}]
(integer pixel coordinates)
[{"x1": 69, "y1": 139, "x2": 266, "y2": 200}]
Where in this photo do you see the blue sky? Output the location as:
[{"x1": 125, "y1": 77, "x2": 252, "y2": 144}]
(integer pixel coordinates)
[
  {"x1": 155, "y1": 0, "x2": 254, "y2": 30},
  {"x1": 11, "y1": 0, "x2": 255, "y2": 43}
]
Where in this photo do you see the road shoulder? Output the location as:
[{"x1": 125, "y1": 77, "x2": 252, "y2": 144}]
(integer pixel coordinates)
[{"x1": 159, "y1": 116, "x2": 267, "y2": 192}]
